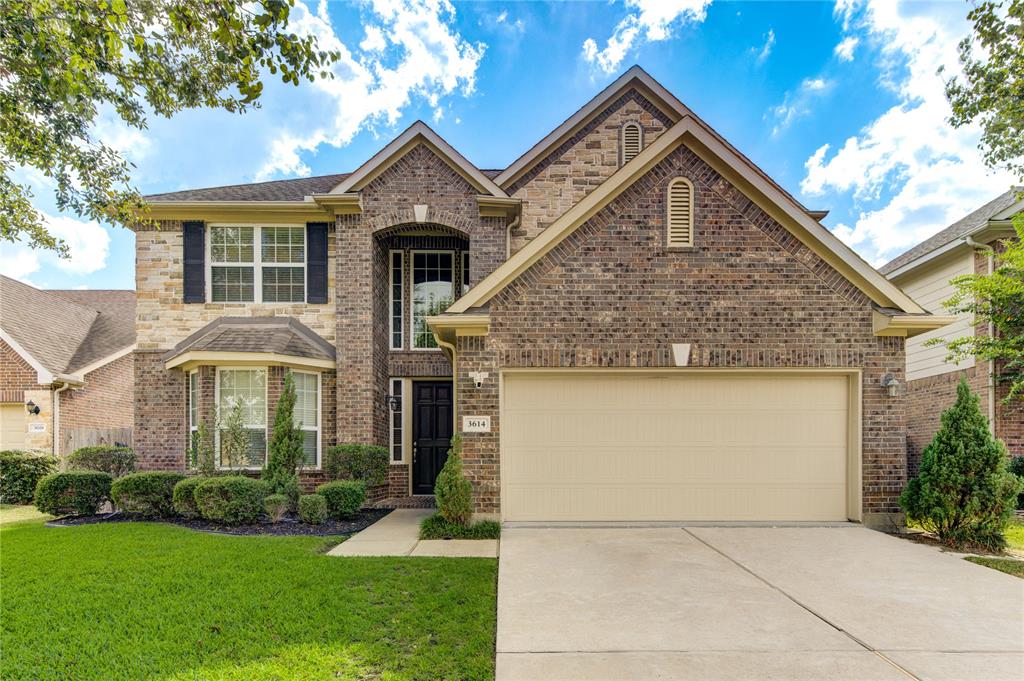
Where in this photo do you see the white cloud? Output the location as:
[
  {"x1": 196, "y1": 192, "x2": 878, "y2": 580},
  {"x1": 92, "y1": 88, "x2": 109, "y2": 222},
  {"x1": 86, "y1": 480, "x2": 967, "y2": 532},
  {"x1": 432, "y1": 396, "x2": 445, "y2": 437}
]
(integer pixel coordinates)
[
  {"x1": 255, "y1": 0, "x2": 485, "y2": 179},
  {"x1": 834, "y1": 35, "x2": 859, "y2": 62},
  {"x1": 0, "y1": 212, "x2": 110, "y2": 284},
  {"x1": 768, "y1": 77, "x2": 833, "y2": 136},
  {"x1": 801, "y1": 0, "x2": 1016, "y2": 264},
  {"x1": 753, "y1": 29, "x2": 775, "y2": 65},
  {"x1": 581, "y1": 0, "x2": 713, "y2": 74}
]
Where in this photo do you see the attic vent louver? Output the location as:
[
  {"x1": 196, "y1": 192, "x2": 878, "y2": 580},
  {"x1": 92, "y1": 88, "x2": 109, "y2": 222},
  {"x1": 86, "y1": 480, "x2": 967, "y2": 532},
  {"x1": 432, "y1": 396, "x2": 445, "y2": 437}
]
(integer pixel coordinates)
[
  {"x1": 667, "y1": 178, "x2": 694, "y2": 247},
  {"x1": 622, "y1": 122, "x2": 642, "y2": 164}
]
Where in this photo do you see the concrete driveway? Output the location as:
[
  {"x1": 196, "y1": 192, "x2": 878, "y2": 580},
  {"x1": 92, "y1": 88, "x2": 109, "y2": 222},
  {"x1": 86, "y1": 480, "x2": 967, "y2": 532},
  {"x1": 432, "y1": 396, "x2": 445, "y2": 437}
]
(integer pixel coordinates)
[{"x1": 496, "y1": 526, "x2": 1024, "y2": 681}]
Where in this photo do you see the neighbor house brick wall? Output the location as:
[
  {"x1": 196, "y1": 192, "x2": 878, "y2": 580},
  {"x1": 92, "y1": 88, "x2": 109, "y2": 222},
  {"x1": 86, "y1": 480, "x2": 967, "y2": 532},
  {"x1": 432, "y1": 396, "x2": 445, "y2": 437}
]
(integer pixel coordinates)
[
  {"x1": 61, "y1": 352, "x2": 135, "y2": 432},
  {"x1": 0, "y1": 340, "x2": 41, "y2": 403},
  {"x1": 458, "y1": 143, "x2": 907, "y2": 521},
  {"x1": 509, "y1": 88, "x2": 674, "y2": 251}
]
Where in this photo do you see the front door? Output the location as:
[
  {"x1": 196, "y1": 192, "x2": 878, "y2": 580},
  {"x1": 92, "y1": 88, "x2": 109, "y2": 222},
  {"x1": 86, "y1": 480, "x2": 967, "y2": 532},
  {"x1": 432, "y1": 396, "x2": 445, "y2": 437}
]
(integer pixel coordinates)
[{"x1": 412, "y1": 381, "x2": 453, "y2": 495}]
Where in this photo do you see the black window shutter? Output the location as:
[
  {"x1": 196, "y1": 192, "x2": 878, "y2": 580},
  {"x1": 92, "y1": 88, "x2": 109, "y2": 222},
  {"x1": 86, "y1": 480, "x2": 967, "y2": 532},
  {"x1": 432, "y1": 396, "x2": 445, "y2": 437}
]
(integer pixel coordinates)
[
  {"x1": 182, "y1": 221, "x2": 205, "y2": 303},
  {"x1": 306, "y1": 222, "x2": 329, "y2": 304}
]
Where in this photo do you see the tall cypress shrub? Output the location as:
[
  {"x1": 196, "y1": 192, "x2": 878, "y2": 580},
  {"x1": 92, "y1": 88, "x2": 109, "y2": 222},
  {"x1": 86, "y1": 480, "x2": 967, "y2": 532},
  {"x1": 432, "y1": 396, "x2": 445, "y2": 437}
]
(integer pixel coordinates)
[{"x1": 262, "y1": 371, "x2": 304, "y2": 510}]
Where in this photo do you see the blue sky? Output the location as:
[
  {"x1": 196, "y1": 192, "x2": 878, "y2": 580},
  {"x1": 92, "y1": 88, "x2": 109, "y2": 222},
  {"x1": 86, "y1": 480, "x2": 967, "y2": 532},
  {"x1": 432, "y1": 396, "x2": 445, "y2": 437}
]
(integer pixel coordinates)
[{"x1": 1, "y1": 0, "x2": 1015, "y2": 290}]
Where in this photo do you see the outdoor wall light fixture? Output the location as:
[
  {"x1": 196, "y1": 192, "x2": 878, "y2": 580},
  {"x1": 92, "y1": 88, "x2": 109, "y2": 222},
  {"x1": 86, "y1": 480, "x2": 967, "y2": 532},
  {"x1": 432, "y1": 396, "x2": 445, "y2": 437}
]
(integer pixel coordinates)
[
  {"x1": 469, "y1": 371, "x2": 488, "y2": 389},
  {"x1": 386, "y1": 394, "x2": 400, "y2": 412},
  {"x1": 880, "y1": 373, "x2": 902, "y2": 398},
  {"x1": 25, "y1": 400, "x2": 40, "y2": 415}
]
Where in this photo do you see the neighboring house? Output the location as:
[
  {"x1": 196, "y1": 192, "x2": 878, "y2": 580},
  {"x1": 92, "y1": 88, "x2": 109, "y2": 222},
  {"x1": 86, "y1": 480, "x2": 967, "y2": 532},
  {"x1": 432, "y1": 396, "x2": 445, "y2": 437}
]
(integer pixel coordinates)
[
  {"x1": 881, "y1": 188, "x2": 1024, "y2": 473},
  {"x1": 137, "y1": 66, "x2": 951, "y2": 528},
  {"x1": 0, "y1": 276, "x2": 136, "y2": 456}
]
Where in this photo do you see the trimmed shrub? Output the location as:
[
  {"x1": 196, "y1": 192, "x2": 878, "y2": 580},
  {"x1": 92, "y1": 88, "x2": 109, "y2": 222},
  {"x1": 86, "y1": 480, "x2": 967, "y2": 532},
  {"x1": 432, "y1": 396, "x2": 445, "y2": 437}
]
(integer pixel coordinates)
[
  {"x1": 435, "y1": 435, "x2": 472, "y2": 526},
  {"x1": 315, "y1": 480, "x2": 366, "y2": 520},
  {"x1": 1010, "y1": 456, "x2": 1024, "y2": 510},
  {"x1": 0, "y1": 450, "x2": 57, "y2": 504},
  {"x1": 420, "y1": 513, "x2": 500, "y2": 540},
  {"x1": 67, "y1": 446, "x2": 137, "y2": 478},
  {"x1": 324, "y1": 444, "x2": 388, "y2": 486},
  {"x1": 298, "y1": 493, "x2": 327, "y2": 525},
  {"x1": 172, "y1": 477, "x2": 206, "y2": 519},
  {"x1": 111, "y1": 472, "x2": 185, "y2": 518},
  {"x1": 34, "y1": 471, "x2": 112, "y2": 516},
  {"x1": 263, "y1": 372, "x2": 306, "y2": 509},
  {"x1": 264, "y1": 493, "x2": 289, "y2": 523},
  {"x1": 193, "y1": 476, "x2": 268, "y2": 525},
  {"x1": 901, "y1": 379, "x2": 1022, "y2": 551}
]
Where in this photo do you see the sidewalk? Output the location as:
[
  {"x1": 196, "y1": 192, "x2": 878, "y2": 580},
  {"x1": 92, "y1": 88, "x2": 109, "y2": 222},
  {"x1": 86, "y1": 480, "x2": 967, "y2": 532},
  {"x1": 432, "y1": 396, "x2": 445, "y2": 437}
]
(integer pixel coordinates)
[{"x1": 327, "y1": 508, "x2": 499, "y2": 558}]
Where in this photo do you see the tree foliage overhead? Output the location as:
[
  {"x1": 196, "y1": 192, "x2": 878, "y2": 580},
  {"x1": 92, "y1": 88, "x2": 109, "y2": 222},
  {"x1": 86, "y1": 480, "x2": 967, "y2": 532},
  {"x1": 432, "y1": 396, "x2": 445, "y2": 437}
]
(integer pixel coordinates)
[
  {"x1": 944, "y1": 0, "x2": 1024, "y2": 180},
  {"x1": 0, "y1": 0, "x2": 337, "y2": 253}
]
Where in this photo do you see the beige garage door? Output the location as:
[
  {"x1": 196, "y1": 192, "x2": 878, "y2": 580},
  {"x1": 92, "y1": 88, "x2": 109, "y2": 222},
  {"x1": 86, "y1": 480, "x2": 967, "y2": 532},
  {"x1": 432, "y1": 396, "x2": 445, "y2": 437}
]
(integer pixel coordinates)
[
  {"x1": 502, "y1": 372, "x2": 852, "y2": 522},
  {"x1": 0, "y1": 403, "x2": 27, "y2": 450}
]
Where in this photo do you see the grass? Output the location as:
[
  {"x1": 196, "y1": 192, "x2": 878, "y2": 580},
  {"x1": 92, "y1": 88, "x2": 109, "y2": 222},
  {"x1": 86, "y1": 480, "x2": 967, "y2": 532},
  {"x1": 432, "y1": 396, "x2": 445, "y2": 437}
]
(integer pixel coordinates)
[
  {"x1": 0, "y1": 504, "x2": 49, "y2": 525},
  {"x1": 420, "y1": 514, "x2": 501, "y2": 540},
  {"x1": 966, "y1": 556, "x2": 1024, "y2": 578},
  {"x1": 1004, "y1": 517, "x2": 1024, "y2": 554},
  {"x1": 0, "y1": 515, "x2": 497, "y2": 680}
]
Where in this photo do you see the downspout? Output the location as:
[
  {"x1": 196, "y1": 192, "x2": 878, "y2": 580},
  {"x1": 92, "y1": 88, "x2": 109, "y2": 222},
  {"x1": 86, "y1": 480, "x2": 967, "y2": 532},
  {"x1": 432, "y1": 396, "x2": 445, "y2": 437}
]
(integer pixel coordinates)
[
  {"x1": 435, "y1": 334, "x2": 458, "y2": 430},
  {"x1": 505, "y1": 214, "x2": 521, "y2": 260},
  {"x1": 52, "y1": 381, "x2": 72, "y2": 462},
  {"x1": 964, "y1": 235, "x2": 996, "y2": 434}
]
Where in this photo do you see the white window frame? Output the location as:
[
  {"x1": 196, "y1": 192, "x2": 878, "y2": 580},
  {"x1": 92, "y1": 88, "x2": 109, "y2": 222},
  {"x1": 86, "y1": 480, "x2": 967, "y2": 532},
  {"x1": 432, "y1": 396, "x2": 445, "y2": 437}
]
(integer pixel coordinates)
[
  {"x1": 188, "y1": 369, "x2": 198, "y2": 439},
  {"x1": 462, "y1": 250, "x2": 470, "y2": 295},
  {"x1": 214, "y1": 366, "x2": 268, "y2": 470},
  {"x1": 389, "y1": 250, "x2": 404, "y2": 350},
  {"x1": 389, "y1": 377, "x2": 404, "y2": 464},
  {"x1": 410, "y1": 249, "x2": 456, "y2": 351},
  {"x1": 292, "y1": 370, "x2": 322, "y2": 470},
  {"x1": 206, "y1": 224, "x2": 306, "y2": 304}
]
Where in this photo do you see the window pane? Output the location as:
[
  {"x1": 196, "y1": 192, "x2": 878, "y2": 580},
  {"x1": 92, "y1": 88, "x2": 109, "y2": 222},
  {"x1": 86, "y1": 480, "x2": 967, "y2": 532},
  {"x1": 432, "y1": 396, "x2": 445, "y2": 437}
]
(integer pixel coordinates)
[
  {"x1": 262, "y1": 267, "x2": 304, "y2": 303},
  {"x1": 292, "y1": 373, "x2": 318, "y2": 429},
  {"x1": 189, "y1": 372, "x2": 198, "y2": 429},
  {"x1": 211, "y1": 266, "x2": 255, "y2": 302},
  {"x1": 219, "y1": 369, "x2": 266, "y2": 426},
  {"x1": 301, "y1": 430, "x2": 318, "y2": 467},
  {"x1": 262, "y1": 227, "x2": 305, "y2": 263},
  {"x1": 210, "y1": 227, "x2": 254, "y2": 263},
  {"x1": 391, "y1": 251, "x2": 403, "y2": 349},
  {"x1": 390, "y1": 379, "x2": 403, "y2": 462},
  {"x1": 412, "y1": 252, "x2": 453, "y2": 349},
  {"x1": 462, "y1": 251, "x2": 470, "y2": 294}
]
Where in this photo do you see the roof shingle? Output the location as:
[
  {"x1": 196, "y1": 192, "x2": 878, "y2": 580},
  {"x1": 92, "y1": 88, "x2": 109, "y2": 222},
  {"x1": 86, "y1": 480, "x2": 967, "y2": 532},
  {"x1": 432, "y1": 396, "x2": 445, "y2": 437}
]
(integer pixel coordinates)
[{"x1": 162, "y1": 317, "x2": 335, "y2": 365}]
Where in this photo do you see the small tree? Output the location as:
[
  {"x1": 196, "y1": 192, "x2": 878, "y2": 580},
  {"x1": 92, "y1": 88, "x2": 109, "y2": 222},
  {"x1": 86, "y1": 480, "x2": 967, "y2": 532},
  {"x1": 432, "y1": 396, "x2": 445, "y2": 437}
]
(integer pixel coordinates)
[
  {"x1": 188, "y1": 418, "x2": 216, "y2": 477},
  {"x1": 262, "y1": 371, "x2": 304, "y2": 509},
  {"x1": 901, "y1": 379, "x2": 1022, "y2": 551},
  {"x1": 219, "y1": 401, "x2": 251, "y2": 469},
  {"x1": 434, "y1": 435, "x2": 473, "y2": 526}
]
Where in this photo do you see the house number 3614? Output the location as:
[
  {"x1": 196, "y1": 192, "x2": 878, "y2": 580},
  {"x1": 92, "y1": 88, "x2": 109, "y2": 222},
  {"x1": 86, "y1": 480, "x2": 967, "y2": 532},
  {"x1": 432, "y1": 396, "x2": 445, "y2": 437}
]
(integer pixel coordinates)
[{"x1": 462, "y1": 416, "x2": 491, "y2": 433}]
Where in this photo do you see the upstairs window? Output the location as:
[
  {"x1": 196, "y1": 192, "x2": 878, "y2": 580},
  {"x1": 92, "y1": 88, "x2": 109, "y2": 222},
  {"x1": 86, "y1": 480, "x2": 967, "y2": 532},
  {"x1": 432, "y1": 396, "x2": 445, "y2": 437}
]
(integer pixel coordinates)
[
  {"x1": 412, "y1": 251, "x2": 454, "y2": 349},
  {"x1": 621, "y1": 122, "x2": 643, "y2": 164},
  {"x1": 667, "y1": 178, "x2": 694, "y2": 248},
  {"x1": 209, "y1": 225, "x2": 305, "y2": 303}
]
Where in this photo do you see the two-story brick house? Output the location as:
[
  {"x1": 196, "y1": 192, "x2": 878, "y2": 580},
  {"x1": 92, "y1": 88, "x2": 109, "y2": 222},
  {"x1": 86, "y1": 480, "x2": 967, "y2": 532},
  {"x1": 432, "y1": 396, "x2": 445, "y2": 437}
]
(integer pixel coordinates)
[{"x1": 136, "y1": 66, "x2": 950, "y2": 528}]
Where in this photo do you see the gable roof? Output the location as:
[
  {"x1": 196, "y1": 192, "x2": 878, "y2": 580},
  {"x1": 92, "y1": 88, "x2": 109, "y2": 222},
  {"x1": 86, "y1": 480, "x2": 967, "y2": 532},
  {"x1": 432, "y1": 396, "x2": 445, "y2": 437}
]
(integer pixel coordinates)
[
  {"x1": 880, "y1": 187, "x2": 1023, "y2": 277},
  {"x1": 0, "y1": 276, "x2": 136, "y2": 382},
  {"x1": 328, "y1": 121, "x2": 507, "y2": 198},
  {"x1": 444, "y1": 116, "x2": 928, "y2": 319}
]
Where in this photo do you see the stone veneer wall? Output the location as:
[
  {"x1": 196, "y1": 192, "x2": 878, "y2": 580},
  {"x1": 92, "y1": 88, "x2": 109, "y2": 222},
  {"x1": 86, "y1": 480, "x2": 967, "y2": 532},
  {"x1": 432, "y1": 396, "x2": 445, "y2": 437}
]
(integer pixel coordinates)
[
  {"x1": 457, "y1": 144, "x2": 907, "y2": 524},
  {"x1": 508, "y1": 88, "x2": 674, "y2": 251}
]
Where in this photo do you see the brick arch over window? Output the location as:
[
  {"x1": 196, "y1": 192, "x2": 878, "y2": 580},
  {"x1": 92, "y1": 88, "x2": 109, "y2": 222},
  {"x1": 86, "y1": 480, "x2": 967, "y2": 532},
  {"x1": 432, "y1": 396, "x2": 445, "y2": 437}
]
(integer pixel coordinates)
[
  {"x1": 367, "y1": 209, "x2": 475, "y2": 237},
  {"x1": 372, "y1": 221, "x2": 471, "y2": 241}
]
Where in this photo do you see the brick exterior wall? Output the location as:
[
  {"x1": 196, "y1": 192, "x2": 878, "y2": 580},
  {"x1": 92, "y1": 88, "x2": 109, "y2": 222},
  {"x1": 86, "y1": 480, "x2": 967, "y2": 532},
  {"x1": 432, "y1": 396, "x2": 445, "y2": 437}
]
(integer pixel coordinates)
[
  {"x1": 61, "y1": 353, "x2": 134, "y2": 432},
  {"x1": 509, "y1": 87, "x2": 674, "y2": 251},
  {"x1": 457, "y1": 144, "x2": 908, "y2": 523},
  {"x1": 134, "y1": 350, "x2": 187, "y2": 470},
  {"x1": 0, "y1": 340, "x2": 39, "y2": 403}
]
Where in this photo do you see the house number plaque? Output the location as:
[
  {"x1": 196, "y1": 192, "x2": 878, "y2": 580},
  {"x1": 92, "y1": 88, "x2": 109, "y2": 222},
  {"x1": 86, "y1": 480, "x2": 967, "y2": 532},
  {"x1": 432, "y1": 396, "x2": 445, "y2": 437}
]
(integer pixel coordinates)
[{"x1": 462, "y1": 416, "x2": 491, "y2": 433}]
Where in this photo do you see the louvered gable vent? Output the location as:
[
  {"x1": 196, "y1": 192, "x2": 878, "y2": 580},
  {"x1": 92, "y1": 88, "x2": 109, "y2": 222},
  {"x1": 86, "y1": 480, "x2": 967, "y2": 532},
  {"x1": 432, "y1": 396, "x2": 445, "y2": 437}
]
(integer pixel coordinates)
[
  {"x1": 667, "y1": 178, "x2": 694, "y2": 247},
  {"x1": 621, "y1": 122, "x2": 642, "y2": 164}
]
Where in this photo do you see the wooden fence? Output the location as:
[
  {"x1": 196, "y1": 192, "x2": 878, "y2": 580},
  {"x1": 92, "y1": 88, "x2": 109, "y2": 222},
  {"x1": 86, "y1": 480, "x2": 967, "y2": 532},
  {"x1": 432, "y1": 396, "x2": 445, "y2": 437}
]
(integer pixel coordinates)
[{"x1": 62, "y1": 427, "x2": 133, "y2": 455}]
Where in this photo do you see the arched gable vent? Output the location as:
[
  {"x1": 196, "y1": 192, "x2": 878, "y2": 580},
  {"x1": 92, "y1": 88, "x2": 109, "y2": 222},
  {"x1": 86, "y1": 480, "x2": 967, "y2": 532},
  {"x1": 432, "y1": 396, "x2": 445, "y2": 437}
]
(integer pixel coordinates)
[
  {"x1": 667, "y1": 178, "x2": 694, "y2": 247},
  {"x1": 621, "y1": 122, "x2": 643, "y2": 164}
]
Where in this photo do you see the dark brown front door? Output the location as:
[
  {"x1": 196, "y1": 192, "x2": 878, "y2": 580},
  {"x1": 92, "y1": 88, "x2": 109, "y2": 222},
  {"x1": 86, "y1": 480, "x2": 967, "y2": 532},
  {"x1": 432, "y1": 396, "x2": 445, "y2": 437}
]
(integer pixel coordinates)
[{"x1": 412, "y1": 381, "x2": 453, "y2": 495}]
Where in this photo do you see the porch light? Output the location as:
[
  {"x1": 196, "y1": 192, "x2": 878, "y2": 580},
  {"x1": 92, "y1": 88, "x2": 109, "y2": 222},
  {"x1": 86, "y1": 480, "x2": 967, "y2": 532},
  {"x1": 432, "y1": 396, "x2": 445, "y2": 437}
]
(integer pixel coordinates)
[
  {"x1": 25, "y1": 400, "x2": 40, "y2": 415},
  {"x1": 386, "y1": 394, "x2": 401, "y2": 412},
  {"x1": 880, "y1": 373, "x2": 902, "y2": 397}
]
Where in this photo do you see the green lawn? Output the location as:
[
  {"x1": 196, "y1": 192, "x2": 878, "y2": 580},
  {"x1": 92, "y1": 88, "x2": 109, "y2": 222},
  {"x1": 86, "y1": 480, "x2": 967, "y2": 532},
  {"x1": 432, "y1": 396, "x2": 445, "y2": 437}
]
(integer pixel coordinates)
[
  {"x1": 0, "y1": 516, "x2": 497, "y2": 681},
  {"x1": 966, "y1": 556, "x2": 1024, "y2": 578},
  {"x1": 1005, "y1": 517, "x2": 1024, "y2": 554}
]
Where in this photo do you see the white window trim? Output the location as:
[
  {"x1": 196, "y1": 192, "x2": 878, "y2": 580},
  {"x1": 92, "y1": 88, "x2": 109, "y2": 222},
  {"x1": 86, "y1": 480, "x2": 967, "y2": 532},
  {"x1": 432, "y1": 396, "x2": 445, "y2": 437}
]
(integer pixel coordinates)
[
  {"x1": 293, "y1": 370, "x2": 322, "y2": 470},
  {"x1": 389, "y1": 377, "x2": 404, "y2": 464},
  {"x1": 214, "y1": 366, "x2": 268, "y2": 470},
  {"x1": 188, "y1": 369, "x2": 198, "y2": 437},
  {"x1": 206, "y1": 224, "x2": 306, "y2": 304},
  {"x1": 389, "y1": 250, "x2": 404, "y2": 350},
  {"x1": 410, "y1": 249, "x2": 455, "y2": 351}
]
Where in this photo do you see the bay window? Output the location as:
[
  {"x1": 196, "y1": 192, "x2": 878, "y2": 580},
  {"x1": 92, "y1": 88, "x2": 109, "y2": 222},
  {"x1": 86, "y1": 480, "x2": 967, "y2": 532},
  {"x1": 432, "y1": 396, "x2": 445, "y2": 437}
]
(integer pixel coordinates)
[
  {"x1": 216, "y1": 368, "x2": 267, "y2": 468},
  {"x1": 292, "y1": 371, "x2": 320, "y2": 468}
]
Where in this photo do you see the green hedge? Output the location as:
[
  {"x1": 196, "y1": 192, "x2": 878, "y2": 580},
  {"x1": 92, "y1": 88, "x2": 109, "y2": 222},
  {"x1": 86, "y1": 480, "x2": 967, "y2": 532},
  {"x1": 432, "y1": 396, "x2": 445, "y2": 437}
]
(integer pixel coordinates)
[
  {"x1": 323, "y1": 444, "x2": 388, "y2": 486},
  {"x1": 315, "y1": 480, "x2": 365, "y2": 520},
  {"x1": 193, "y1": 476, "x2": 268, "y2": 525},
  {"x1": 298, "y1": 493, "x2": 327, "y2": 525},
  {"x1": 172, "y1": 477, "x2": 206, "y2": 519},
  {"x1": 1010, "y1": 456, "x2": 1024, "y2": 510},
  {"x1": 34, "y1": 471, "x2": 112, "y2": 517},
  {"x1": 67, "y1": 446, "x2": 137, "y2": 478},
  {"x1": 263, "y1": 493, "x2": 289, "y2": 522},
  {"x1": 419, "y1": 513, "x2": 500, "y2": 540},
  {"x1": 0, "y1": 451, "x2": 57, "y2": 504},
  {"x1": 111, "y1": 472, "x2": 185, "y2": 518}
]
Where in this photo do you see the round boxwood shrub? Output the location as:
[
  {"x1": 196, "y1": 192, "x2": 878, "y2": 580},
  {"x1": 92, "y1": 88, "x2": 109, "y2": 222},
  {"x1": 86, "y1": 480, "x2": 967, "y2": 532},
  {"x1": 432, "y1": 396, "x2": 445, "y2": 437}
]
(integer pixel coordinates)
[
  {"x1": 111, "y1": 472, "x2": 185, "y2": 518},
  {"x1": 315, "y1": 480, "x2": 365, "y2": 520},
  {"x1": 193, "y1": 476, "x2": 268, "y2": 525},
  {"x1": 1, "y1": 450, "x2": 57, "y2": 504},
  {"x1": 264, "y1": 493, "x2": 288, "y2": 523},
  {"x1": 172, "y1": 476, "x2": 206, "y2": 519},
  {"x1": 298, "y1": 493, "x2": 327, "y2": 525},
  {"x1": 67, "y1": 446, "x2": 137, "y2": 478},
  {"x1": 34, "y1": 471, "x2": 112, "y2": 517}
]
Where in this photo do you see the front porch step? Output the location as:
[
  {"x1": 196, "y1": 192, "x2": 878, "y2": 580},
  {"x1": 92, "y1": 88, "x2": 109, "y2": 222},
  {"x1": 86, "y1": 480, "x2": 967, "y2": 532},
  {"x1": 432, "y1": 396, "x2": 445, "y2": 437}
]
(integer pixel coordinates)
[{"x1": 373, "y1": 496, "x2": 436, "y2": 510}]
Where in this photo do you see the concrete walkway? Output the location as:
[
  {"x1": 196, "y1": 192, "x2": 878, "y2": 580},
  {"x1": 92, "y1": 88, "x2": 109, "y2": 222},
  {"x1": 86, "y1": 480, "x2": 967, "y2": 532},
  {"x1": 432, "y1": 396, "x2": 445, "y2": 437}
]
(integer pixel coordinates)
[
  {"x1": 327, "y1": 508, "x2": 499, "y2": 557},
  {"x1": 496, "y1": 526, "x2": 1024, "y2": 681}
]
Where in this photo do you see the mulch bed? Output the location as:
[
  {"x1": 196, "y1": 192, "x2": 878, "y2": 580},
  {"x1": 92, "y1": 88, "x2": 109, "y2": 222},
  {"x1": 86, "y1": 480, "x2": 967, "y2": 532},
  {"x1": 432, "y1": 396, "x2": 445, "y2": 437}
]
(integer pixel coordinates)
[{"x1": 46, "y1": 508, "x2": 390, "y2": 537}]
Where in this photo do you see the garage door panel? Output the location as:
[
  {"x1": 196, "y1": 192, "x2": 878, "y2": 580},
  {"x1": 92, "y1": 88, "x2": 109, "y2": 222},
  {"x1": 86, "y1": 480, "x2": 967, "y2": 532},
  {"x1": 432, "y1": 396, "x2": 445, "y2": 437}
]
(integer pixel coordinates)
[{"x1": 502, "y1": 373, "x2": 850, "y2": 522}]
